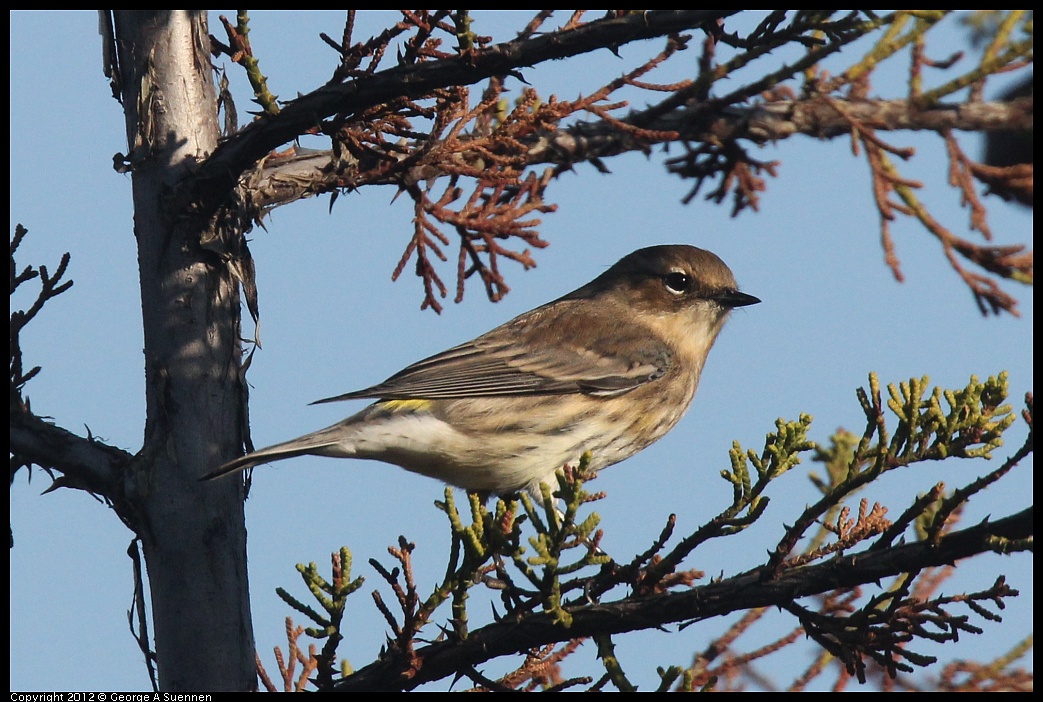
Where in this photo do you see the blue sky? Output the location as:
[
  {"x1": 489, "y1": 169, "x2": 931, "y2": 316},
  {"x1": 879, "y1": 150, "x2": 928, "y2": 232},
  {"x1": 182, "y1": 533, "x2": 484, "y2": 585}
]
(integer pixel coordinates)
[{"x1": 10, "y1": 11, "x2": 1032, "y2": 691}]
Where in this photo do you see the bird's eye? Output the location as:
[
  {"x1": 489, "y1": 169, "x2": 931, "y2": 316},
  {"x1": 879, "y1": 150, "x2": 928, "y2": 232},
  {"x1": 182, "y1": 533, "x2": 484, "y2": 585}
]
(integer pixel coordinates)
[{"x1": 663, "y1": 271, "x2": 691, "y2": 294}]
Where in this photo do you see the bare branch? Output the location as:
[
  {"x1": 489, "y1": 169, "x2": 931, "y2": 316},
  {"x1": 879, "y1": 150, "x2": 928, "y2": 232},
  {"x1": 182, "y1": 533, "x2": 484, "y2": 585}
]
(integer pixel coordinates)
[{"x1": 9, "y1": 410, "x2": 130, "y2": 497}]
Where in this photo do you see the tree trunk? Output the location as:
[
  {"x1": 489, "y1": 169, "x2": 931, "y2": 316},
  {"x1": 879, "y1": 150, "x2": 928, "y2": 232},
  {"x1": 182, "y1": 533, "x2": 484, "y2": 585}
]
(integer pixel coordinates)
[{"x1": 112, "y1": 11, "x2": 254, "y2": 691}]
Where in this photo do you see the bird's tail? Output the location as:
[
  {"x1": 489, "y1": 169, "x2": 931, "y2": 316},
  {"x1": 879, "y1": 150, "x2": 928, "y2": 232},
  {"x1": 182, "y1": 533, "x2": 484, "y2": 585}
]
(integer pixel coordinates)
[{"x1": 200, "y1": 425, "x2": 349, "y2": 481}]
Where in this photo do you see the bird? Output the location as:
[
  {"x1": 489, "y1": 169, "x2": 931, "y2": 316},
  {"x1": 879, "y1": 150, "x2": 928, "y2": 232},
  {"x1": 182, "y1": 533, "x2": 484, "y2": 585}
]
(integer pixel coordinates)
[{"x1": 203, "y1": 245, "x2": 759, "y2": 494}]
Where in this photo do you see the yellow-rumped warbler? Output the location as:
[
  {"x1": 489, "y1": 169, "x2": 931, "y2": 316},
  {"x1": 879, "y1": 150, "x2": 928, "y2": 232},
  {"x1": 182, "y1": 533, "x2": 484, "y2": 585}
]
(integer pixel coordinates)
[{"x1": 204, "y1": 245, "x2": 758, "y2": 493}]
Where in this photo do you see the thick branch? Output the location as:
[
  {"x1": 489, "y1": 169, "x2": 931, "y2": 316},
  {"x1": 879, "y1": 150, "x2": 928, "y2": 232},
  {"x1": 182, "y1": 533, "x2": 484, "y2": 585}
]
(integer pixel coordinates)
[
  {"x1": 186, "y1": 10, "x2": 736, "y2": 216},
  {"x1": 9, "y1": 410, "x2": 130, "y2": 496},
  {"x1": 601, "y1": 95, "x2": 1034, "y2": 154},
  {"x1": 336, "y1": 507, "x2": 1032, "y2": 691},
  {"x1": 250, "y1": 97, "x2": 1033, "y2": 210}
]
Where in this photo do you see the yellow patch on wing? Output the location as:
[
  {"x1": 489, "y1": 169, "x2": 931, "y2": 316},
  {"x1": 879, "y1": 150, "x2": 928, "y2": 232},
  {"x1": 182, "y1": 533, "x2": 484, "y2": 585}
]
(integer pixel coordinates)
[{"x1": 379, "y1": 399, "x2": 436, "y2": 413}]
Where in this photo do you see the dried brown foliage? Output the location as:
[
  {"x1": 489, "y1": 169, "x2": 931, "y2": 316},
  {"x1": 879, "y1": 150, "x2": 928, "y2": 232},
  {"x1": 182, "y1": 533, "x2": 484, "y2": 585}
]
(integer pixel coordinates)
[{"x1": 203, "y1": 11, "x2": 1030, "y2": 314}]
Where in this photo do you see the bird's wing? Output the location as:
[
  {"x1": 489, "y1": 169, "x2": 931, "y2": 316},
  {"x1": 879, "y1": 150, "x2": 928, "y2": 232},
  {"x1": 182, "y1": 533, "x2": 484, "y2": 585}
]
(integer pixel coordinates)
[{"x1": 312, "y1": 303, "x2": 673, "y2": 404}]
